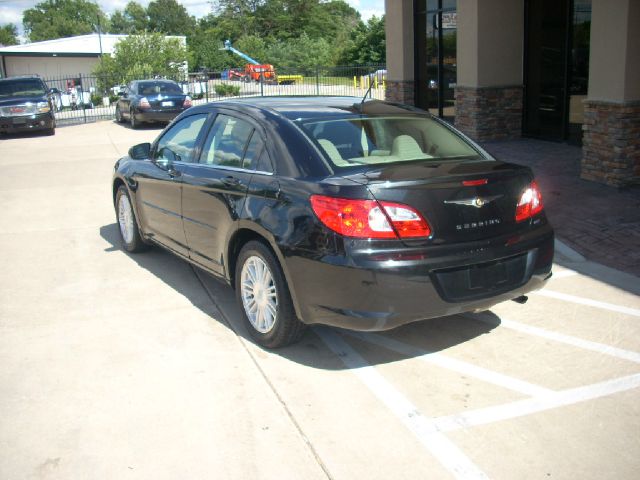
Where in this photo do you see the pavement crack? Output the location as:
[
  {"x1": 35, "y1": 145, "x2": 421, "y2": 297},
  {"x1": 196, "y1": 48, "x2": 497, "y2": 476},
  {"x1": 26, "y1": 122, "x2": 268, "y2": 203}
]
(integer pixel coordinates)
[
  {"x1": 105, "y1": 127, "x2": 124, "y2": 156},
  {"x1": 190, "y1": 265, "x2": 334, "y2": 480}
]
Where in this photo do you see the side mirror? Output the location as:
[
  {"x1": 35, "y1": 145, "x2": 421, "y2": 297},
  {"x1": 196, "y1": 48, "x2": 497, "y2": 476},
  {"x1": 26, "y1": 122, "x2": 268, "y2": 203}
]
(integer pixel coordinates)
[
  {"x1": 128, "y1": 142, "x2": 151, "y2": 160},
  {"x1": 153, "y1": 148, "x2": 183, "y2": 171},
  {"x1": 49, "y1": 87, "x2": 60, "y2": 95}
]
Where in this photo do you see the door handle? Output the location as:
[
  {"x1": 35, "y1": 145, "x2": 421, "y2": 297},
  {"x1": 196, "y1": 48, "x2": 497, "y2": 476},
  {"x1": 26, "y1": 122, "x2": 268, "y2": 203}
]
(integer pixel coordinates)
[{"x1": 222, "y1": 176, "x2": 241, "y2": 187}]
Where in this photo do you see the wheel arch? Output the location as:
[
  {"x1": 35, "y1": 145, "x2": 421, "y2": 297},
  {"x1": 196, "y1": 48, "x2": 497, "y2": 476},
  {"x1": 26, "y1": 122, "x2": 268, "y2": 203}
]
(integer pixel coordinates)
[
  {"x1": 227, "y1": 226, "x2": 304, "y2": 321},
  {"x1": 112, "y1": 177, "x2": 126, "y2": 206},
  {"x1": 113, "y1": 177, "x2": 148, "y2": 242}
]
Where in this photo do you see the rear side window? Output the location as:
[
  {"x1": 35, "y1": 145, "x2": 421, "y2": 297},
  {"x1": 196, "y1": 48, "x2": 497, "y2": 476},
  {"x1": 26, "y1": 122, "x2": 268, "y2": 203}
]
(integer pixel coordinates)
[
  {"x1": 199, "y1": 114, "x2": 259, "y2": 169},
  {"x1": 298, "y1": 115, "x2": 482, "y2": 168}
]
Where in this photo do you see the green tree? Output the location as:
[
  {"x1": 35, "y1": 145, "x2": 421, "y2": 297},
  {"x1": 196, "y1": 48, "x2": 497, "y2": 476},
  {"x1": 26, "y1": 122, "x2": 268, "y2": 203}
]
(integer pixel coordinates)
[
  {"x1": 212, "y1": 0, "x2": 360, "y2": 43},
  {"x1": 235, "y1": 35, "x2": 268, "y2": 64},
  {"x1": 0, "y1": 24, "x2": 19, "y2": 46},
  {"x1": 187, "y1": 23, "x2": 235, "y2": 71},
  {"x1": 147, "y1": 0, "x2": 196, "y2": 35},
  {"x1": 110, "y1": 2, "x2": 149, "y2": 34},
  {"x1": 109, "y1": 11, "x2": 130, "y2": 34},
  {"x1": 23, "y1": 0, "x2": 109, "y2": 42},
  {"x1": 340, "y1": 15, "x2": 385, "y2": 65},
  {"x1": 93, "y1": 33, "x2": 187, "y2": 90},
  {"x1": 266, "y1": 33, "x2": 333, "y2": 71}
]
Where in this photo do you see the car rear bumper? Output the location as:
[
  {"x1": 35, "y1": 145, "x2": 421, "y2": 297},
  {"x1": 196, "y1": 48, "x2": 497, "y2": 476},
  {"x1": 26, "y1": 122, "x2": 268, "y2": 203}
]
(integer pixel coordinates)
[
  {"x1": 284, "y1": 224, "x2": 554, "y2": 331},
  {"x1": 134, "y1": 109, "x2": 184, "y2": 123},
  {"x1": 0, "y1": 112, "x2": 54, "y2": 133}
]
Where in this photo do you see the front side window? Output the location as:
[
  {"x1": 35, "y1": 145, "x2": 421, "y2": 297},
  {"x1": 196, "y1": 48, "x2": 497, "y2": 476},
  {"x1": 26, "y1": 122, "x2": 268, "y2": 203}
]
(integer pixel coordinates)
[
  {"x1": 153, "y1": 114, "x2": 208, "y2": 164},
  {"x1": 297, "y1": 115, "x2": 482, "y2": 168},
  {"x1": 199, "y1": 114, "x2": 257, "y2": 169}
]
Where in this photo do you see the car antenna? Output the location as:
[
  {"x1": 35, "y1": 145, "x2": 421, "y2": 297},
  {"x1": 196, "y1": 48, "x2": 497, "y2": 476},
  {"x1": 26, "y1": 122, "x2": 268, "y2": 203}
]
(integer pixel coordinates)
[{"x1": 357, "y1": 75, "x2": 376, "y2": 112}]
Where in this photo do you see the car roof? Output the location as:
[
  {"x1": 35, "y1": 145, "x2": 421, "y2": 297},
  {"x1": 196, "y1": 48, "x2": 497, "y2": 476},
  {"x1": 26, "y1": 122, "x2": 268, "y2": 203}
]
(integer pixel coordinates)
[
  {"x1": 136, "y1": 79, "x2": 179, "y2": 84},
  {"x1": 0, "y1": 75, "x2": 43, "y2": 82},
  {"x1": 189, "y1": 96, "x2": 425, "y2": 121}
]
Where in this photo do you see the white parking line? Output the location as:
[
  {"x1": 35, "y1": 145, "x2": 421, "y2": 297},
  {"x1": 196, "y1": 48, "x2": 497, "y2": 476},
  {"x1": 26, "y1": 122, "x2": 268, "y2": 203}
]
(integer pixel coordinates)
[
  {"x1": 347, "y1": 331, "x2": 554, "y2": 397},
  {"x1": 534, "y1": 290, "x2": 640, "y2": 317},
  {"x1": 470, "y1": 315, "x2": 640, "y2": 364},
  {"x1": 317, "y1": 328, "x2": 489, "y2": 480},
  {"x1": 432, "y1": 373, "x2": 640, "y2": 433}
]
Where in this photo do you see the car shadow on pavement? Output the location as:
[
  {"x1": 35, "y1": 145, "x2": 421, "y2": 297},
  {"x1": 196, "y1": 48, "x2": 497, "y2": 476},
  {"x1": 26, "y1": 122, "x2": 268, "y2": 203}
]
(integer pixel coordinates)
[
  {"x1": 112, "y1": 120, "x2": 167, "y2": 131},
  {"x1": 100, "y1": 222, "x2": 501, "y2": 370},
  {"x1": 0, "y1": 130, "x2": 54, "y2": 140}
]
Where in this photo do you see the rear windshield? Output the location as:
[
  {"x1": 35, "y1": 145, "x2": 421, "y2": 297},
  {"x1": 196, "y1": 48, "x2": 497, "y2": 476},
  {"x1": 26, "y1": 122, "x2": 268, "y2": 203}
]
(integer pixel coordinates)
[
  {"x1": 137, "y1": 82, "x2": 183, "y2": 95},
  {"x1": 0, "y1": 79, "x2": 46, "y2": 98},
  {"x1": 296, "y1": 115, "x2": 483, "y2": 168}
]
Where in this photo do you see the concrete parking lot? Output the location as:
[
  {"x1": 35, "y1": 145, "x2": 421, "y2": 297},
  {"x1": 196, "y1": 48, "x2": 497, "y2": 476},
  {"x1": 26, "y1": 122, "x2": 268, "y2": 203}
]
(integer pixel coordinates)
[{"x1": 1, "y1": 121, "x2": 639, "y2": 479}]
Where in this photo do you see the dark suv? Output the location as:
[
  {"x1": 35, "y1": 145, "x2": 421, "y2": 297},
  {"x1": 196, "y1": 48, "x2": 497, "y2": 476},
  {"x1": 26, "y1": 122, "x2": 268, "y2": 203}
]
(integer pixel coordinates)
[{"x1": 0, "y1": 75, "x2": 56, "y2": 136}]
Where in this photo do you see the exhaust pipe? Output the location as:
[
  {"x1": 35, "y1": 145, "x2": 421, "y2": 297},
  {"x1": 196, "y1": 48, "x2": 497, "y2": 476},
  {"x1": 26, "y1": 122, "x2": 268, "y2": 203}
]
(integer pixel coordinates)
[{"x1": 512, "y1": 295, "x2": 528, "y2": 304}]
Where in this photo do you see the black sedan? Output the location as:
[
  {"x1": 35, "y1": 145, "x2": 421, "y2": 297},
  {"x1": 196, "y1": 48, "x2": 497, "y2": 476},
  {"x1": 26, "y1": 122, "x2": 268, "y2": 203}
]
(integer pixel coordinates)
[
  {"x1": 112, "y1": 97, "x2": 553, "y2": 348},
  {"x1": 115, "y1": 79, "x2": 192, "y2": 128}
]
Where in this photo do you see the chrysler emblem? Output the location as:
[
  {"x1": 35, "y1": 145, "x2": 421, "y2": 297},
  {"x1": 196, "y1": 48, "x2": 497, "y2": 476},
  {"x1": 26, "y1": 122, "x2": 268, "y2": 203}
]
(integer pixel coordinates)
[{"x1": 444, "y1": 194, "x2": 503, "y2": 208}]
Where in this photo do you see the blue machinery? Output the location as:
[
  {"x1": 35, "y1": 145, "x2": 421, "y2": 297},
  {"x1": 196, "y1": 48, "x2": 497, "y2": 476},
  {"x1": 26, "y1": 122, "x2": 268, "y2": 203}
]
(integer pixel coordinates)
[{"x1": 222, "y1": 40, "x2": 260, "y2": 66}]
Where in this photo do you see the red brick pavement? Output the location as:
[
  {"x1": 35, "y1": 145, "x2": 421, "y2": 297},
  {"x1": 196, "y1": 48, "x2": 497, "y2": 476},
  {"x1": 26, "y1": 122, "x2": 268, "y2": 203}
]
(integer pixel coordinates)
[{"x1": 481, "y1": 139, "x2": 640, "y2": 277}]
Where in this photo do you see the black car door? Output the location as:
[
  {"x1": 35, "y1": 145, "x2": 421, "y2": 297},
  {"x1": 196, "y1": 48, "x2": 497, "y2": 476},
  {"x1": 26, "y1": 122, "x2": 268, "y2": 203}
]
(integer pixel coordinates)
[
  {"x1": 181, "y1": 112, "x2": 264, "y2": 276},
  {"x1": 134, "y1": 113, "x2": 209, "y2": 256}
]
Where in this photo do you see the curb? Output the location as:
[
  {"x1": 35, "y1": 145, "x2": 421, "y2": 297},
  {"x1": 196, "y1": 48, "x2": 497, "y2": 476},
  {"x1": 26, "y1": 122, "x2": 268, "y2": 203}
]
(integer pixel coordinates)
[
  {"x1": 554, "y1": 239, "x2": 586, "y2": 262},
  {"x1": 554, "y1": 238, "x2": 640, "y2": 295}
]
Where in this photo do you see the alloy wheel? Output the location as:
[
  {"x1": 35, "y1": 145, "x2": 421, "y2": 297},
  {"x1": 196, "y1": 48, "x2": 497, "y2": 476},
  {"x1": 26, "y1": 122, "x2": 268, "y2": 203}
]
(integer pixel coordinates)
[
  {"x1": 118, "y1": 194, "x2": 135, "y2": 245},
  {"x1": 240, "y1": 255, "x2": 278, "y2": 333}
]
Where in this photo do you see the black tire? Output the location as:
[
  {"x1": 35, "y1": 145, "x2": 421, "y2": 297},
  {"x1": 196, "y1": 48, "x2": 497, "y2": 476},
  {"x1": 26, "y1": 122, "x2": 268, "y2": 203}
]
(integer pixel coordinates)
[
  {"x1": 130, "y1": 108, "x2": 139, "y2": 129},
  {"x1": 235, "y1": 241, "x2": 306, "y2": 348},
  {"x1": 115, "y1": 104, "x2": 124, "y2": 123},
  {"x1": 44, "y1": 117, "x2": 56, "y2": 136},
  {"x1": 115, "y1": 186, "x2": 148, "y2": 253}
]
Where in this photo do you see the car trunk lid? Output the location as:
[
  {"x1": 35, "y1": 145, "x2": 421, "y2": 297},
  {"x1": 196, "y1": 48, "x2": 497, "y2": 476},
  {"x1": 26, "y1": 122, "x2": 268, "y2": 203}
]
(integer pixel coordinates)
[
  {"x1": 147, "y1": 94, "x2": 186, "y2": 110},
  {"x1": 339, "y1": 160, "x2": 534, "y2": 244}
]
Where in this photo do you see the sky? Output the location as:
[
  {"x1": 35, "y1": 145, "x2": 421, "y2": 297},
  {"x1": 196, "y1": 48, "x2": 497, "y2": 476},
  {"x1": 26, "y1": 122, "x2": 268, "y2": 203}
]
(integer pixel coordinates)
[{"x1": 0, "y1": 0, "x2": 385, "y2": 40}]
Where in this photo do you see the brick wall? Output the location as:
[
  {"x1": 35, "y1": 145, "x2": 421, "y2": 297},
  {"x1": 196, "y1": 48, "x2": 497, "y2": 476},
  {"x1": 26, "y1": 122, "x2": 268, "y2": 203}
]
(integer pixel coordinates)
[
  {"x1": 385, "y1": 80, "x2": 415, "y2": 105},
  {"x1": 454, "y1": 86, "x2": 523, "y2": 141},
  {"x1": 581, "y1": 100, "x2": 640, "y2": 187}
]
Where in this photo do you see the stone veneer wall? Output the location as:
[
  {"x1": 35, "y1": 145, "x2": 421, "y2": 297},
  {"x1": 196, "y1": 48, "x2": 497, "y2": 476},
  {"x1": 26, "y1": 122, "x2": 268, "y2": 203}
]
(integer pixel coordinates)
[
  {"x1": 454, "y1": 86, "x2": 523, "y2": 141},
  {"x1": 581, "y1": 100, "x2": 640, "y2": 187},
  {"x1": 385, "y1": 80, "x2": 415, "y2": 105}
]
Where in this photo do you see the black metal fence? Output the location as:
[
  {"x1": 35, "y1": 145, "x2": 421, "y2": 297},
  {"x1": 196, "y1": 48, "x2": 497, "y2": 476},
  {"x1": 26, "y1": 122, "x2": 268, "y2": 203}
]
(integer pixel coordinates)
[{"x1": 42, "y1": 64, "x2": 387, "y2": 126}]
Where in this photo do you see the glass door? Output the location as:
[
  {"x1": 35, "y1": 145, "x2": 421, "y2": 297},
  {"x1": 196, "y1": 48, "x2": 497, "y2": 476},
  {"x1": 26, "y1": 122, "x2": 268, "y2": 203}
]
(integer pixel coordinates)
[
  {"x1": 524, "y1": 0, "x2": 591, "y2": 143},
  {"x1": 415, "y1": 0, "x2": 457, "y2": 121}
]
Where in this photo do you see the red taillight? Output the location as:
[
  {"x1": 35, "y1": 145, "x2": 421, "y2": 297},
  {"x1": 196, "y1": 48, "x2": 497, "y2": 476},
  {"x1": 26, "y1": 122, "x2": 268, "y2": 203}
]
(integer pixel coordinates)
[
  {"x1": 139, "y1": 97, "x2": 151, "y2": 109},
  {"x1": 183, "y1": 96, "x2": 193, "y2": 108},
  {"x1": 310, "y1": 195, "x2": 431, "y2": 239},
  {"x1": 515, "y1": 180, "x2": 544, "y2": 222},
  {"x1": 462, "y1": 179, "x2": 488, "y2": 186}
]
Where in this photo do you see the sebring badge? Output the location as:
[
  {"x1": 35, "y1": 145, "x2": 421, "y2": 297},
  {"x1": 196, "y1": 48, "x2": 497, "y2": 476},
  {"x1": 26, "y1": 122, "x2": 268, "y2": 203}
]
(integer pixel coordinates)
[{"x1": 444, "y1": 194, "x2": 503, "y2": 208}]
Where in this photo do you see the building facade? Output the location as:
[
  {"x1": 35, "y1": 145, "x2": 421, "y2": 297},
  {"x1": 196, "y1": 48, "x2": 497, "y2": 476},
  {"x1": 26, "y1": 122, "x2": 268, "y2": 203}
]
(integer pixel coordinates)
[
  {"x1": 0, "y1": 34, "x2": 186, "y2": 80},
  {"x1": 385, "y1": 0, "x2": 640, "y2": 187}
]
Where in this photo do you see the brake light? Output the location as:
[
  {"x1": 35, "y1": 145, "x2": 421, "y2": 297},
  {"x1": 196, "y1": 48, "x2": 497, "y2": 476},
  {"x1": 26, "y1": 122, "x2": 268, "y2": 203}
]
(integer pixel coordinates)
[
  {"x1": 310, "y1": 195, "x2": 431, "y2": 239},
  {"x1": 462, "y1": 179, "x2": 488, "y2": 186},
  {"x1": 515, "y1": 180, "x2": 544, "y2": 222},
  {"x1": 139, "y1": 97, "x2": 151, "y2": 109},
  {"x1": 183, "y1": 96, "x2": 193, "y2": 108}
]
